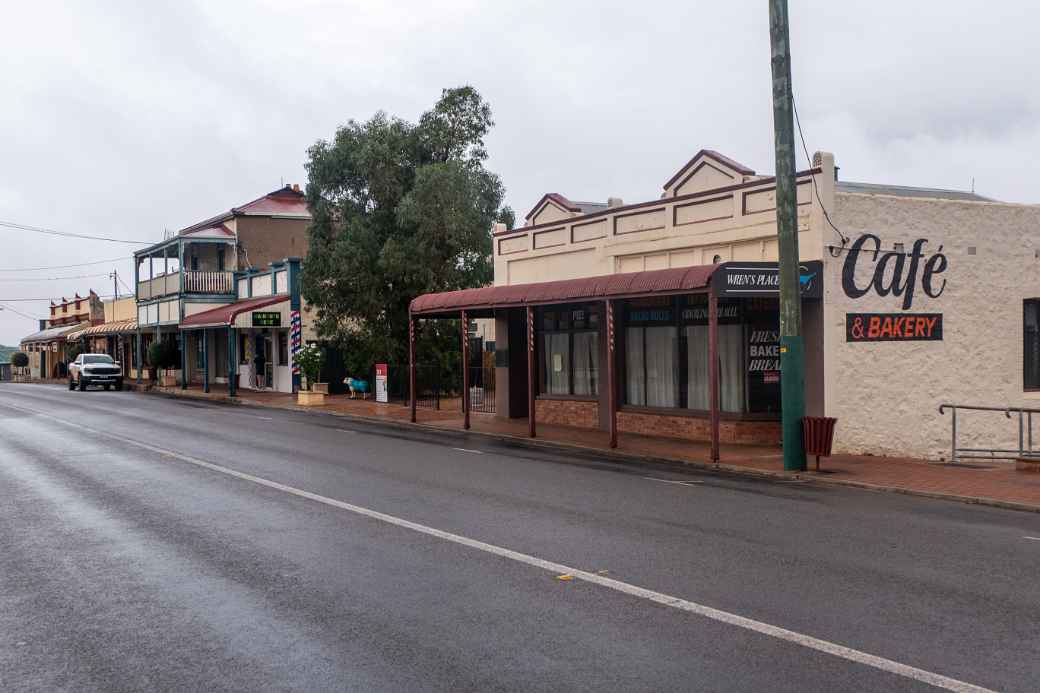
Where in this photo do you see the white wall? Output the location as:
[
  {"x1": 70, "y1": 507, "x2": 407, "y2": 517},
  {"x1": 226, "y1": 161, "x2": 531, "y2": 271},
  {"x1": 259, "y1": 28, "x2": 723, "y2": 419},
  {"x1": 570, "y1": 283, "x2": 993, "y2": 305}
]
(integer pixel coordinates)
[{"x1": 823, "y1": 192, "x2": 1040, "y2": 459}]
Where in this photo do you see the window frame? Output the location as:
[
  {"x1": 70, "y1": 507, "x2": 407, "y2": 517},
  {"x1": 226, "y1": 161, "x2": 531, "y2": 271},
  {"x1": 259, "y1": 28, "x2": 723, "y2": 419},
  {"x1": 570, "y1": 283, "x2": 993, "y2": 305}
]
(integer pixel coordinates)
[
  {"x1": 1024, "y1": 299, "x2": 1040, "y2": 391},
  {"x1": 536, "y1": 303, "x2": 601, "y2": 400}
]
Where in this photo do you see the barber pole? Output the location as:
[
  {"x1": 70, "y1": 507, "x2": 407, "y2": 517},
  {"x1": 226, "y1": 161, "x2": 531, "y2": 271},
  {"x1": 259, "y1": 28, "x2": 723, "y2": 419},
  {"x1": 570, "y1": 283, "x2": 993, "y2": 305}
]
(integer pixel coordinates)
[{"x1": 290, "y1": 310, "x2": 302, "y2": 375}]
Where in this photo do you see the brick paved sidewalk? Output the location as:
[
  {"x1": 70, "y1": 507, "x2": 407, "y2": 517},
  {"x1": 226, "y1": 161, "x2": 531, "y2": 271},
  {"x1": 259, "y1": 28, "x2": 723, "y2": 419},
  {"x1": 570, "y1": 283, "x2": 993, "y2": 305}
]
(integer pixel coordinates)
[{"x1": 152, "y1": 385, "x2": 1040, "y2": 513}]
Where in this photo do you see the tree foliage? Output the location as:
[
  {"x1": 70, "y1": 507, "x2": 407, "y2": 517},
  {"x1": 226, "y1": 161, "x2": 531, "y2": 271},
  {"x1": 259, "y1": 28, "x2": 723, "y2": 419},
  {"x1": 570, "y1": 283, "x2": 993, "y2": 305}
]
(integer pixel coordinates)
[
  {"x1": 302, "y1": 86, "x2": 511, "y2": 372},
  {"x1": 11, "y1": 351, "x2": 28, "y2": 368}
]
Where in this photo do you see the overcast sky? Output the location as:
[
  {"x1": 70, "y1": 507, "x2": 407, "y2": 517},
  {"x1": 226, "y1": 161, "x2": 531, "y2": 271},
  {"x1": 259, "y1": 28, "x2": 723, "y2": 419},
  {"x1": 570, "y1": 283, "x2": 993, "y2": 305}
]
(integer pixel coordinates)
[{"x1": 1, "y1": 0, "x2": 1037, "y2": 345}]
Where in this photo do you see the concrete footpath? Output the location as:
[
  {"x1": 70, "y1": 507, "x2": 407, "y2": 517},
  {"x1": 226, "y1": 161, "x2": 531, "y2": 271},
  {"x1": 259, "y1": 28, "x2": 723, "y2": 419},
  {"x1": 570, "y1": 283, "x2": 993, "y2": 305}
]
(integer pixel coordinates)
[{"x1": 135, "y1": 384, "x2": 1040, "y2": 514}]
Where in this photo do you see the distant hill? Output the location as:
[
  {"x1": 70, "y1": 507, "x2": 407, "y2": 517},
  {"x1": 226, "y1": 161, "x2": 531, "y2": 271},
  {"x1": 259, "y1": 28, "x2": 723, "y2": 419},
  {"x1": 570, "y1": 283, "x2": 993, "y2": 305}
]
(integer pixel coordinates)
[{"x1": 0, "y1": 345, "x2": 18, "y2": 364}]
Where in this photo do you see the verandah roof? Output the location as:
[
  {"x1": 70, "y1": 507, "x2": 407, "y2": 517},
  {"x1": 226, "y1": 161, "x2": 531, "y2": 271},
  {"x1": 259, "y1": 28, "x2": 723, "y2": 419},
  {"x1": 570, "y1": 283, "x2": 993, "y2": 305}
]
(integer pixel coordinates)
[{"x1": 409, "y1": 264, "x2": 718, "y2": 317}]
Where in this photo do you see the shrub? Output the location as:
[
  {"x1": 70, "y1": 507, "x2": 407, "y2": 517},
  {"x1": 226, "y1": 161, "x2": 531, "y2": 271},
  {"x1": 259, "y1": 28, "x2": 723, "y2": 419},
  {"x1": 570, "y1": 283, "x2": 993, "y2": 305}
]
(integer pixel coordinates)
[
  {"x1": 11, "y1": 351, "x2": 28, "y2": 368},
  {"x1": 148, "y1": 340, "x2": 180, "y2": 371},
  {"x1": 296, "y1": 343, "x2": 324, "y2": 391}
]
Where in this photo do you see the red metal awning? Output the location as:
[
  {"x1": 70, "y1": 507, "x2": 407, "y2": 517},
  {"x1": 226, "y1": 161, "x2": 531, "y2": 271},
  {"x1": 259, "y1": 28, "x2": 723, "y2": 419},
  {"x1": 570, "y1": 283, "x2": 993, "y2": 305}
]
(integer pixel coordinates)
[
  {"x1": 181, "y1": 296, "x2": 286, "y2": 328},
  {"x1": 409, "y1": 264, "x2": 717, "y2": 316}
]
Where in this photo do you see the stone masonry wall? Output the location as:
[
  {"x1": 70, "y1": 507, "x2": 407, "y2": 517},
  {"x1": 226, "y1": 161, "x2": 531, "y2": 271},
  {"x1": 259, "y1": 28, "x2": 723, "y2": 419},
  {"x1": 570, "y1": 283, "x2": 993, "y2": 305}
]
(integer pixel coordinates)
[{"x1": 823, "y1": 192, "x2": 1040, "y2": 459}]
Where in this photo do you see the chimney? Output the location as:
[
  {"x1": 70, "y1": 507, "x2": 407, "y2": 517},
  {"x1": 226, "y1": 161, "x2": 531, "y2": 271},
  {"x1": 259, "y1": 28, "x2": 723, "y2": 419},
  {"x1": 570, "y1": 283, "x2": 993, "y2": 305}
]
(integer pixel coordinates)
[
  {"x1": 607, "y1": 197, "x2": 624, "y2": 208},
  {"x1": 292, "y1": 183, "x2": 301, "y2": 193}
]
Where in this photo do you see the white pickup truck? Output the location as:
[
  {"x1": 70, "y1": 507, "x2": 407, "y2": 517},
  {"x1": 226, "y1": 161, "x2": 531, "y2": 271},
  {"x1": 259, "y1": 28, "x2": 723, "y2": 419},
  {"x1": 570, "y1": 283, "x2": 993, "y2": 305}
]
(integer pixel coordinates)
[{"x1": 69, "y1": 353, "x2": 124, "y2": 391}]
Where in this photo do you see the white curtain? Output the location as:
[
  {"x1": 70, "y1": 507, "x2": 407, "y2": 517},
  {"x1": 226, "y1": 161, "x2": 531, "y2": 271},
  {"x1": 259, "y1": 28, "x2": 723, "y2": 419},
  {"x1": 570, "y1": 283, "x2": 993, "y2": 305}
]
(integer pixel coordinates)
[
  {"x1": 687, "y1": 325, "x2": 709, "y2": 410},
  {"x1": 572, "y1": 331, "x2": 598, "y2": 396},
  {"x1": 686, "y1": 325, "x2": 744, "y2": 413},
  {"x1": 625, "y1": 327, "x2": 645, "y2": 405},
  {"x1": 644, "y1": 326, "x2": 678, "y2": 407},
  {"x1": 543, "y1": 333, "x2": 569, "y2": 394}
]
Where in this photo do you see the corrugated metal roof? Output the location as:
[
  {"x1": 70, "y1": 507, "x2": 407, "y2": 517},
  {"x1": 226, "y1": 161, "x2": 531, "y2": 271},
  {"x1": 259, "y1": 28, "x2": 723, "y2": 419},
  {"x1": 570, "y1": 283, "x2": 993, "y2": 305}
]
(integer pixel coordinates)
[
  {"x1": 180, "y1": 296, "x2": 286, "y2": 328},
  {"x1": 20, "y1": 322, "x2": 87, "y2": 344},
  {"x1": 410, "y1": 265, "x2": 717, "y2": 316},
  {"x1": 836, "y1": 181, "x2": 995, "y2": 202}
]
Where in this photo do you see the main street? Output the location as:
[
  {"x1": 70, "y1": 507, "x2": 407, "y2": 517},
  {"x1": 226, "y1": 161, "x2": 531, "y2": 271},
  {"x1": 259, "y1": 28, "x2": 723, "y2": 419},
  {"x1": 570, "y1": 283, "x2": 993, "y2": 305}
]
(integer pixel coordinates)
[{"x1": 0, "y1": 384, "x2": 1037, "y2": 692}]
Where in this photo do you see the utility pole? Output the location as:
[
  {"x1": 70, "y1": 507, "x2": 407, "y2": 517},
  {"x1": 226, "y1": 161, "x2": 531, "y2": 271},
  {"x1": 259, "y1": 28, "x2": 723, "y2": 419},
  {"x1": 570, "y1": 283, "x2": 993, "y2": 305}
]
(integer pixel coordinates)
[
  {"x1": 110, "y1": 269, "x2": 119, "y2": 300},
  {"x1": 769, "y1": 0, "x2": 807, "y2": 471}
]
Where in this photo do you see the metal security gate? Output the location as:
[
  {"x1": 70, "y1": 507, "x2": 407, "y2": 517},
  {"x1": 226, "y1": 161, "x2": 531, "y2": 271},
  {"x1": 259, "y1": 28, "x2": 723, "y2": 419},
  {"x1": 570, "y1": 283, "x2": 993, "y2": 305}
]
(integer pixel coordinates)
[{"x1": 467, "y1": 365, "x2": 496, "y2": 414}]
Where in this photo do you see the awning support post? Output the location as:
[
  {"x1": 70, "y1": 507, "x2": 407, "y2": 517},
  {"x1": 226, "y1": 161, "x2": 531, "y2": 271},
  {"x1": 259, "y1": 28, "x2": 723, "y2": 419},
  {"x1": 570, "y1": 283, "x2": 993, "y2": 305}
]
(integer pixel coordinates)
[
  {"x1": 180, "y1": 331, "x2": 188, "y2": 390},
  {"x1": 409, "y1": 314, "x2": 417, "y2": 423},
  {"x1": 135, "y1": 329, "x2": 142, "y2": 385},
  {"x1": 461, "y1": 310, "x2": 470, "y2": 430},
  {"x1": 709, "y1": 292, "x2": 720, "y2": 464},
  {"x1": 527, "y1": 306, "x2": 536, "y2": 438},
  {"x1": 228, "y1": 326, "x2": 237, "y2": 398},
  {"x1": 202, "y1": 329, "x2": 210, "y2": 394},
  {"x1": 607, "y1": 299, "x2": 617, "y2": 449}
]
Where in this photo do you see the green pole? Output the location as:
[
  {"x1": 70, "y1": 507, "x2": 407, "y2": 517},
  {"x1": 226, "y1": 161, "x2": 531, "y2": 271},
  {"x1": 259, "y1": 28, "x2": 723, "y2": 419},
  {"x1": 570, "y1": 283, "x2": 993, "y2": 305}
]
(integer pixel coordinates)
[{"x1": 769, "y1": 0, "x2": 806, "y2": 471}]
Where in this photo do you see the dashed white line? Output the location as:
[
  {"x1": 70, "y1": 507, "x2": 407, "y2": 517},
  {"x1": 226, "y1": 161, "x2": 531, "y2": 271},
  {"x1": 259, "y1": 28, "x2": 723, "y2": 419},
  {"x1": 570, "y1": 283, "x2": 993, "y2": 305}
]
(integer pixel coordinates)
[
  {"x1": 0, "y1": 399, "x2": 997, "y2": 693},
  {"x1": 1024, "y1": 536, "x2": 1040, "y2": 541},
  {"x1": 452, "y1": 447, "x2": 483, "y2": 454}
]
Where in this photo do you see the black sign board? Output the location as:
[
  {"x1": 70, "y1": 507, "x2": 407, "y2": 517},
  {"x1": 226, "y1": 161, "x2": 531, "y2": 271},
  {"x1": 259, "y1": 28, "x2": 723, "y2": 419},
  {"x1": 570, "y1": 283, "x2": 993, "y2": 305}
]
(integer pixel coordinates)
[
  {"x1": 252, "y1": 311, "x2": 282, "y2": 328},
  {"x1": 713, "y1": 261, "x2": 822, "y2": 299},
  {"x1": 846, "y1": 313, "x2": 942, "y2": 342}
]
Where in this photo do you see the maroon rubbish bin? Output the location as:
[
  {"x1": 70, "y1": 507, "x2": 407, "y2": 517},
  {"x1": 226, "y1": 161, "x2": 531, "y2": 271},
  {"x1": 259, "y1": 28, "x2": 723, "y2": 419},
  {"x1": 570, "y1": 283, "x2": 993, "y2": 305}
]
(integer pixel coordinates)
[{"x1": 802, "y1": 416, "x2": 838, "y2": 471}]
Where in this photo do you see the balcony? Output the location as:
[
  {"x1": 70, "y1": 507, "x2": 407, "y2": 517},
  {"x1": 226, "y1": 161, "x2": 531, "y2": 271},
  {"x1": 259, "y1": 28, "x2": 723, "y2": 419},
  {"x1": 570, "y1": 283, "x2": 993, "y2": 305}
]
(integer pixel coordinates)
[{"x1": 137, "y1": 271, "x2": 234, "y2": 300}]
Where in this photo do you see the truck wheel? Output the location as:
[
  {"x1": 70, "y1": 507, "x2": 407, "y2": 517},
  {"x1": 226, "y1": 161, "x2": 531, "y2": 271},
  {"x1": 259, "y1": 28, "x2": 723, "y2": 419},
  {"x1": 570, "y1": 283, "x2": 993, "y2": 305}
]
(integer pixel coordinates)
[
  {"x1": 103, "y1": 384, "x2": 111, "y2": 391},
  {"x1": 78, "y1": 378, "x2": 87, "y2": 391},
  {"x1": 115, "y1": 381, "x2": 124, "y2": 392},
  {"x1": 69, "y1": 378, "x2": 75, "y2": 391}
]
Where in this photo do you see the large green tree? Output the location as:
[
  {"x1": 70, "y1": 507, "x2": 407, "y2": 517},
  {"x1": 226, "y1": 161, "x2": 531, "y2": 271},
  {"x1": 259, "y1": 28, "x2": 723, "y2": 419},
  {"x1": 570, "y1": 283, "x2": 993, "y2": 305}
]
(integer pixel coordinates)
[{"x1": 302, "y1": 87, "x2": 512, "y2": 372}]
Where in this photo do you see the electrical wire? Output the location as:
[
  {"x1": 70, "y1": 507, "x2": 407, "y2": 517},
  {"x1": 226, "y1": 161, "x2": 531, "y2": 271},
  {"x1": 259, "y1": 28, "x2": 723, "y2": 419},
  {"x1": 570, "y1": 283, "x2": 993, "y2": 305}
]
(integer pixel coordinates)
[
  {"x1": 0, "y1": 219, "x2": 152, "y2": 245},
  {"x1": 0, "y1": 302, "x2": 43, "y2": 320},
  {"x1": 0, "y1": 294, "x2": 117, "y2": 302},
  {"x1": 0, "y1": 273, "x2": 111, "y2": 282},
  {"x1": 0, "y1": 257, "x2": 130, "y2": 272},
  {"x1": 791, "y1": 95, "x2": 850, "y2": 253}
]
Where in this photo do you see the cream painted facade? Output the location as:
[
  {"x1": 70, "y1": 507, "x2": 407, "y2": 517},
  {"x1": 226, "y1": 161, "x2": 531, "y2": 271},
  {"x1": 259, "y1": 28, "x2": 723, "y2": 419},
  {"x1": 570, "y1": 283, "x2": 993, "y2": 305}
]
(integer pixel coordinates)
[
  {"x1": 493, "y1": 148, "x2": 1040, "y2": 460},
  {"x1": 494, "y1": 150, "x2": 824, "y2": 286},
  {"x1": 104, "y1": 297, "x2": 137, "y2": 323}
]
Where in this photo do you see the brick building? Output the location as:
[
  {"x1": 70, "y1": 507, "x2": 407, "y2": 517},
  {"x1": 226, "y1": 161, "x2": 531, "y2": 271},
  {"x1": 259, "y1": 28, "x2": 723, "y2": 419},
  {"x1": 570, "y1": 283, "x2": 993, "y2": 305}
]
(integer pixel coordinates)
[{"x1": 410, "y1": 149, "x2": 1040, "y2": 462}]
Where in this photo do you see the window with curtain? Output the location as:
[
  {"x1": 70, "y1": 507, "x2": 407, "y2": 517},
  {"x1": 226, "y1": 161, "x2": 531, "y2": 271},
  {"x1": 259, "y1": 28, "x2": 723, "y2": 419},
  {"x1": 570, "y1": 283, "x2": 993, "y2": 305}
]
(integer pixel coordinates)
[
  {"x1": 1025, "y1": 300, "x2": 1040, "y2": 389},
  {"x1": 539, "y1": 305, "x2": 600, "y2": 397},
  {"x1": 625, "y1": 325, "x2": 679, "y2": 407},
  {"x1": 685, "y1": 324, "x2": 744, "y2": 413}
]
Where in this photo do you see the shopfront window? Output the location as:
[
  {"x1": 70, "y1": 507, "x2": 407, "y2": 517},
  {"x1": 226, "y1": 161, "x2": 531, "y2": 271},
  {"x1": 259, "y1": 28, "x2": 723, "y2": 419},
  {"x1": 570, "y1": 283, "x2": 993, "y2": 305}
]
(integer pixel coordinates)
[
  {"x1": 625, "y1": 298, "x2": 679, "y2": 408},
  {"x1": 278, "y1": 331, "x2": 288, "y2": 366},
  {"x1": 1025, "y1": 300, "x2": 1040, "y2": 389},
  {"x1": 540, "y1": 305, "x2": 599, "y2": 397},
  {"x1": 622, "y1": 295, "x2": 777, "y2": 415}
]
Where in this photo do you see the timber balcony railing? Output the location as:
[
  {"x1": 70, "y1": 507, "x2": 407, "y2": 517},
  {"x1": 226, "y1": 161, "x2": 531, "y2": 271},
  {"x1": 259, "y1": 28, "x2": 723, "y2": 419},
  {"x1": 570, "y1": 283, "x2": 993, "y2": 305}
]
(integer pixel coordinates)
[
  {"x1": 183, "y1": 270, "x2": 234, "y2": 294},
  {"x1": 137, "y1": 270, "x2": 234, "y2": 300}
]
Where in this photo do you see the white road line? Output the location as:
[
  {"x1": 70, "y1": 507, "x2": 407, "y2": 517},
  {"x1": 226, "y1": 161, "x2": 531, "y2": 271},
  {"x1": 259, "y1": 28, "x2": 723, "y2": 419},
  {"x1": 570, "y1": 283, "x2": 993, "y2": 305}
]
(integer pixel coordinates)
[
  {"x1": 337, "y1": 428, "x2": 358, "y2": 434},
  {"x1": 0, "y1": 399, "x2": 996, "y2": 693},
  {"x1": 1024, "y1": 536, "x2": 1040, "y2": 541},
  {"x1": 643, "y1": 477, "x2": 704, "y2": 485},
  {"x1": 452, "y1": 447, "x2": 483, "y2": 454}
]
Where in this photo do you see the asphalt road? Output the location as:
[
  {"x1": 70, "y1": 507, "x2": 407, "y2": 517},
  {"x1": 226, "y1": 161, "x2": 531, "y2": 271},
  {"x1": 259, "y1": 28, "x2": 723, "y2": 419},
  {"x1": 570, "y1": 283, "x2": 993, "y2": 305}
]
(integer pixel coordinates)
[{"x1": 0, "y1": 384, "x2": 1037, "y2": 692}]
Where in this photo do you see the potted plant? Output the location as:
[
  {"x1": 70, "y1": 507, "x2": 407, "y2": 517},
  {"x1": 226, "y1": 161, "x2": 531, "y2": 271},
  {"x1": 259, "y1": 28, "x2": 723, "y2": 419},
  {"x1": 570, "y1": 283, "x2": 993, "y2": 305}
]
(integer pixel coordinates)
[
  {"x1": 149, "y1": 340, "x2": 181, "y2": 387},
  {"x1": 296, "y1": 343, "x2": 326, "y2": 406}
]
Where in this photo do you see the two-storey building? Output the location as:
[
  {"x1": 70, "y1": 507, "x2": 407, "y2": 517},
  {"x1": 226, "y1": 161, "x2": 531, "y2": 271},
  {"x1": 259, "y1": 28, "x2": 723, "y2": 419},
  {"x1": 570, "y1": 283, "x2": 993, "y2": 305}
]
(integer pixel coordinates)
[{"x1": 133, "y1": 184, "x2": 311, "y2": 392}]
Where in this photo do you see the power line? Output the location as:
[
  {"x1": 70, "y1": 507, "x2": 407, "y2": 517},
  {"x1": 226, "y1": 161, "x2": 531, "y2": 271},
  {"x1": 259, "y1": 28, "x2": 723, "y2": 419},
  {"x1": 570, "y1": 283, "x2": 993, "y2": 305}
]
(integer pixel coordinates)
[
  {"x1": 0, "y1": 294, "x2": 118, "y2": 302},
  {"x1": 791, "y1": 95, "x2": 849, "y2": 251},
  {"x1": 0, "y1": 302, "x2": 43, "y2": 321},
  {"x1": 0, "y1": 219, "x2": 152, "y2": 245},
  {"x1": 0, "y1": 257, "x2": 130, "y2": 272},
  {"x1": 0, "y1": 273, "x2": 111, "y2": 282}
]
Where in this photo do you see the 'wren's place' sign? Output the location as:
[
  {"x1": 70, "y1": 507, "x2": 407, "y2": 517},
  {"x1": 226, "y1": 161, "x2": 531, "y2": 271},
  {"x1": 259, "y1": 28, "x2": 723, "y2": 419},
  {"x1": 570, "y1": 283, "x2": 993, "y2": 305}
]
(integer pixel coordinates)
[{"x1": 713, "y1": 261, "x2": 822, "y2": 299}]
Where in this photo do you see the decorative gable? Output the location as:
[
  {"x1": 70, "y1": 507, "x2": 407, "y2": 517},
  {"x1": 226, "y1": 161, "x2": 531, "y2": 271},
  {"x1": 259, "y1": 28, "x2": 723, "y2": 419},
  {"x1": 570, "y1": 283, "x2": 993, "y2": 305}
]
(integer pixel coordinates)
[
  {"x1": 524, "y1": 193, "x2": 581, "y2": 226},
  {"x1": 662, "y1": 150, "x2": 758, "y2": 198}
]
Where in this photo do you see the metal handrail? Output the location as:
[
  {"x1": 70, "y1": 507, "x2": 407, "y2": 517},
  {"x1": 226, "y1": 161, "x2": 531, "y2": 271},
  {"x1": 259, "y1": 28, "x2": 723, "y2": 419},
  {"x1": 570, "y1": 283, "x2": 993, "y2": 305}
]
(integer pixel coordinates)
[{"x1": 938, "y1": 403, "x2": 1040, "y2": 462}]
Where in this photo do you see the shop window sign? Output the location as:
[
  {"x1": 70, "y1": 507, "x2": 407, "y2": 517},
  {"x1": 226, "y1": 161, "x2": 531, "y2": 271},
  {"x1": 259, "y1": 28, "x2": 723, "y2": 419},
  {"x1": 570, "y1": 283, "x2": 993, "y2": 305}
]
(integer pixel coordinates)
[{"x1": 252, "y1": 311, "x2": 281, "y2": 328}]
